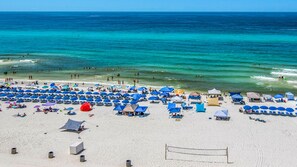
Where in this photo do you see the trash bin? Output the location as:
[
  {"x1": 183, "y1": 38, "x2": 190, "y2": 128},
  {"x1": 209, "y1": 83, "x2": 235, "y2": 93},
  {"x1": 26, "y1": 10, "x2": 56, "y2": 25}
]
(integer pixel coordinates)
[
  {"x1": 11, "y1": 148, "x2": 17, "y2": 154},
  {"x1": 126, "y1": 160, "x2": 132, "y2": 167},
  {"x1": 80, "y1": 155, "x2": 85, "y2": 162},
  {"x1": 48, "y1": 151, "x2": 54, "y2": 158}
]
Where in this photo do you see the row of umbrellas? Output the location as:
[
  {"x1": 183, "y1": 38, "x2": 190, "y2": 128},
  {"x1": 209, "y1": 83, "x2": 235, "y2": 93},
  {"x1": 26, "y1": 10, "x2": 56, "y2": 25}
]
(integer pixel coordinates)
[{"x1": 244, "y1": 105, "x2": 296, "y2": 112}]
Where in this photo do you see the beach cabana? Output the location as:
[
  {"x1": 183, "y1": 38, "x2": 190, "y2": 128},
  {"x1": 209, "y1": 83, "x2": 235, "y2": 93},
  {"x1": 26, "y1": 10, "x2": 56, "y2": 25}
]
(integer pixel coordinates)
[
  {"x1": 60, "y1": 119, "x2": 85, "y2": 132},
  {"x1": 207, "y1": 97, "x2": 220, "y2": 106},
  {"x1": 171, "y1": 96, "x2": 184, "y2": 103},
  {"x1": 285, "y1": 92, "x2": 295, "y2": 101},
  {"x1": 123, "y1": 104, "x2": 138, "y2": 115},
  {"x1": 80, "y1": 102, "x2": 91, "y2": 112},
  {"x1": 196, "y1": 103, "x2": 205, "y2": 112},
  {"x1": 263, "y1": 94, "x2": 273, "y2": 102},
  {"x1": 246, "y1": 92, "x2": 261, "y2": 102},
  {"x1": 214, "y1": 110, "x2": 230, "y2": 120},
  {"x1": 231, "y1": 94, "x2": 244, "y2": 104},
  {"x1": 189, "y1": 92, "x2": 201, "y2": 100},
  {"x1": 208, "y1": 88, "x2": 221, "y2": 97}
]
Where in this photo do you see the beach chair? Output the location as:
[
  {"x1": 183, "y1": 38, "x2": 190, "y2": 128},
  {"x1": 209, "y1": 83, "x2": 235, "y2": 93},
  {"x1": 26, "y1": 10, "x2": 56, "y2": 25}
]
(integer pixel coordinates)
[{"x1": 181, "y1": 103, "x2": 193, "y2": 110}]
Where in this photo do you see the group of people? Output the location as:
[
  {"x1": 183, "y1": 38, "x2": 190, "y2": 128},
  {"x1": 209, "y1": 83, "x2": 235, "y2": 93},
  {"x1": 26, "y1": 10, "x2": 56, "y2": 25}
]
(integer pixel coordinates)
[{"x1": 7, "y1": 103, "x2": 27, "y2": 109}]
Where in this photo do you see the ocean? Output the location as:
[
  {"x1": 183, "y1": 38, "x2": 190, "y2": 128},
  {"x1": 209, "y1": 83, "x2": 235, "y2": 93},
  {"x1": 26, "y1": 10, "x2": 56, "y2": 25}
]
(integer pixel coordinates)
[{"x1": 0, "y1": 12, "x2": 297, "y2": 93}]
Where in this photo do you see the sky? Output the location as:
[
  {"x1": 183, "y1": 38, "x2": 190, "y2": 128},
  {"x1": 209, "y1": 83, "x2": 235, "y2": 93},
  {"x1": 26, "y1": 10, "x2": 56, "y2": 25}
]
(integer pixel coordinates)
[{"x1": 0, "y1": 0, "x2": 296, "y2": 12}]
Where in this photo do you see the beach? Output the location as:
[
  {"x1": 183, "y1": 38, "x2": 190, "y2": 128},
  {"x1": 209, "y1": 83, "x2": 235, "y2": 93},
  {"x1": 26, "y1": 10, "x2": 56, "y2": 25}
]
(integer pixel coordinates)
[{"x1": 0, "y1": 80, "x2": 296, "y2": 167}]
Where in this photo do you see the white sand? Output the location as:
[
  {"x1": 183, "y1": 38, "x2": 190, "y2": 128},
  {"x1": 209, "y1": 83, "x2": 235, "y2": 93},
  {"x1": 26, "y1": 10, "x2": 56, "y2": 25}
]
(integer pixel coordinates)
[{"x1": 0, "y1": 84, "x2": 296, "y2": 167}]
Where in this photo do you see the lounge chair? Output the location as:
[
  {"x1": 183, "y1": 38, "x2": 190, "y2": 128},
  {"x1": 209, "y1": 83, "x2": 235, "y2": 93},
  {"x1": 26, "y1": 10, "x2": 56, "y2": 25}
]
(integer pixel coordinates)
[{"x1": 181, "y1": 103, "x2": 193, "y2": 110}]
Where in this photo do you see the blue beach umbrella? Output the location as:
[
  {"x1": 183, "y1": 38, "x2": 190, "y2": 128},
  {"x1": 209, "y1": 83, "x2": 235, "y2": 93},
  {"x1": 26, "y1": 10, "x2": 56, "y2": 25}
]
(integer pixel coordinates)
[
  {"x1": 25, "y1": 90, "x2": 32, "y2": 93},
  {"x1": 104, "y1": 99, "x2": 111, "y2": 103},
  {"x1": 252, "y1": 106, "x2": 259, "y2": 110},
  {"x1": 122, "y1": 99, "x2": 129, "y2": 104},
  {"x1": 151, "y1": 90, "x2": 159, "y2": 95},
  {"x1": 108, "y1": 92, "x2": 114, "y2": 96},
  {"x1": 55, "y1": 96, "x2": 62, "y2": 100},
  {"x1": 269, "y1": 106, "x2": 277, "y2": 110},
  {"x1": 71, "y1": 97, "x2": 78, "y2": 101},
  {"x1": 138, "y1": 87, "x2": 147, "y2": 91},
  {"x1": 243, "y1": 105, "x2": 252, "y2": 110},
  {"x1": 123, "y1": 93, "x2": 130, "y2": 97},
  {"x1": 95, "y1": 98, "x2": 102, "y2": 102},
  {"x1": 100, "y1": 92, "x2": 107, "y2": 96},
  {"x1": 33, "y1": 89, "x2": 40, "y2": 93},
  {"x1": 274, "y1": 94, "x2": 284, "y2": 99},
  {"x1": 277, "y1": 107, "x2": 286, "y2": 111},
  {"x1": 113, "y1": 99, "x2": 120, "y2": 103},
  {"x1": 93, "y1": 92, "x2": 99, "y2": 95},
  {"x1": 78, "y1": 91, "x2": 84, "y2": 95},
  {"x1": 49, "y1": 89, "x2": 56, "y2": 93},
  {"x1": 41, "y1": 90, "x2": 47, "y2": 93},
  {"x1": 113, "y1": 105, "x2": 125, "y2": 111},
  {"x1": 86, "y1": 92, "x2": 92, "y2": 95},
  {"x1": 260, "y1": 106, "x2": 268, "y2": 110},
  {"x1": 70, "y1": 91, "x2": 77, "y2": 95},
  {"x1": 148, "y1": 96, "x2": 159, "y2": 101},
  {"x1": 286, "y1": 108, "x2": 294, "y2": 112},
  {"x1": 159, "y1": 86, "x2": 174, "y2": 93}
]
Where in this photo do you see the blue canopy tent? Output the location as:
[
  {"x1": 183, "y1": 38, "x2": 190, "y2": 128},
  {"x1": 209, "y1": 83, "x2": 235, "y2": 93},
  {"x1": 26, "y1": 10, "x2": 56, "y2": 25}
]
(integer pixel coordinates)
[
  {"x1": 135, "y1": 106, "x2": 148, "y2": 113},
  {"x1": 285, "y1": 92, "x2": 294, "y2": 101},
  {"x1": 167, "y1": 103, "x2": 176, "y2": 110},
  {"x1": 231, "y1": 94, "x2": 243, "y2": 102},
  {"x1": 169, "y1": 107, "x2": 181, "y2": 113},
  {"x1": 214, "y1": 110, "x2": 229, "y2": 119},
  {"x1": 132, "y1": 94, "x2": 141, "y2": 101},
  {"x1": 196, "y1": 103, "x2": 205, "y2": 112},
  {"x1": 113, "y1": 105, "x2": 125, "y2": 111}
]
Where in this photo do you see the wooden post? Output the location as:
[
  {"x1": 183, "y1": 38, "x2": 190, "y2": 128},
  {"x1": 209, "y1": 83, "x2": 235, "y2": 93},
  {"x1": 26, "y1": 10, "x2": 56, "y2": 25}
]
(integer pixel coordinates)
[
  {"x1": 226, "y1": 147, "x2": 229, "y2": 164},
  {"x1": 165, "y1": 144, "x2": 167, "y2": 160}
]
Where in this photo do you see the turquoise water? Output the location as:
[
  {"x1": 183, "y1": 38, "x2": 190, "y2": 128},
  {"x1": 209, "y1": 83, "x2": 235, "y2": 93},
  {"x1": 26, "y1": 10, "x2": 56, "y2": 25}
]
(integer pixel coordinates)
[{"x1": 0, "y1": 12, "x2": 297, "y2": 93}]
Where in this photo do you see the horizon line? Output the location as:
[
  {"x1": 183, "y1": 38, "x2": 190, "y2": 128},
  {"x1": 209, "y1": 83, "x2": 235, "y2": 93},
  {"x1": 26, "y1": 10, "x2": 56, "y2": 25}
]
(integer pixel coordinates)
[{"x1": 0, "y1": 11, "x2": 296, "y2": 13}]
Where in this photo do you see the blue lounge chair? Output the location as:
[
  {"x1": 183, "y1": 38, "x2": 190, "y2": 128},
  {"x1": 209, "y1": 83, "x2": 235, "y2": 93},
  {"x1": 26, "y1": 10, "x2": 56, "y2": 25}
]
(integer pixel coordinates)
[{"x1": 181, "y1": 103, "x2": 193, "y2": 110}]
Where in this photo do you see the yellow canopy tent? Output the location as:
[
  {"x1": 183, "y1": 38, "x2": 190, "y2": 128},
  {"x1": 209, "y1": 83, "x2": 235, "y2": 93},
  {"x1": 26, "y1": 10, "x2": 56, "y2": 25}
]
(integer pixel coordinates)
[
  {"x1": 174, "y1": 89, "x2": 185, "y2": 95},
  {"x1": 208, "y1": 97, "x2": 220, "y2": 106}
]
